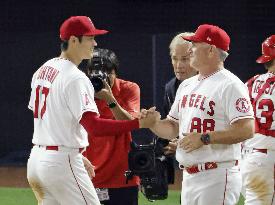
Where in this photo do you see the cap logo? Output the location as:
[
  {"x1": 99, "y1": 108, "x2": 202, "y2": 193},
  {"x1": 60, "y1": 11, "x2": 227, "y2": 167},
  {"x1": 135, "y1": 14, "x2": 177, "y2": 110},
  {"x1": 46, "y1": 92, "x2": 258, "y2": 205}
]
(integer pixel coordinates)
[
  {"x1": 87, "y1": 17, "x2": 94, "y2": 27},
  {"x1": 206, "y1": 37, "x2": 212, "y2": 42}
]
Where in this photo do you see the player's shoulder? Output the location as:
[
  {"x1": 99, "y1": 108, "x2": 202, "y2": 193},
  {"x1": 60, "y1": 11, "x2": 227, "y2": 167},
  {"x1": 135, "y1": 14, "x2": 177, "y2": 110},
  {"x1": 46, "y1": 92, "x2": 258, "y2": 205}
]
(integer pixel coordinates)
[
  {"x1": 56, "y1": 60, "x2": 88, "y2": 83},
  {"x1": 31, "y1": 58, "x2": 54, "y2": 82},
  {"x1": 218, "y1": 68, "x2": 245, "y2": 86},
  {"x1": 249, "y1": 72, "x2": 273, "y2": 82},
  {"x1": 178, "y1": 75, "x2": 198, "y2": 89}
]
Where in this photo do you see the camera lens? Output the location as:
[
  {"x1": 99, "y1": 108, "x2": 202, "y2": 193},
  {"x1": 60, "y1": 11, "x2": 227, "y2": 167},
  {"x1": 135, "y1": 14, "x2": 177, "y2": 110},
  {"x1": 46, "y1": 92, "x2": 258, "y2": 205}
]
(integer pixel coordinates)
[
  {"x1": 90, "y1": 76, "x2": 104, "y2": 92},
  {"x1": 136, "y1": 153, "x2": 149, "y2": 167},
  {"x1": 134, "y1": 151, "x2": 152, "y2": 171}
]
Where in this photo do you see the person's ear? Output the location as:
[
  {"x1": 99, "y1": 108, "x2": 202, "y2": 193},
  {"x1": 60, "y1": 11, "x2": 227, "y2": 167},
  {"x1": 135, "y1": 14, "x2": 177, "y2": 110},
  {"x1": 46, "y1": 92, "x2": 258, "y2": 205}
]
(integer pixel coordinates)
[
  {"x1": 208, "y1": 45, "x2": 216, "y2": 58},
  {"x1": 69, "y1": 36, "x2": 78, "y2": 44}
]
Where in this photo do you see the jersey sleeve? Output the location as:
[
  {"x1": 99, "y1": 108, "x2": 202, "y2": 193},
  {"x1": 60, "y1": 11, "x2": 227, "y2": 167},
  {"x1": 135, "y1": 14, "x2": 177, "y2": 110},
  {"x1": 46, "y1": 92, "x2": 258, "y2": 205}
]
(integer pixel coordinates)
[
  {"x1": 65, "y1": 77, "x2": 99, "y2": 121},
  {"x1": 222, "y1": 81, "x2": 254, "y2": 124},
  {"x1": 28, "y1": 72, "x2": 38, "y2": 111},
  {"x1": 167, "y1": 85, "x2": 181, "y2": 122}
]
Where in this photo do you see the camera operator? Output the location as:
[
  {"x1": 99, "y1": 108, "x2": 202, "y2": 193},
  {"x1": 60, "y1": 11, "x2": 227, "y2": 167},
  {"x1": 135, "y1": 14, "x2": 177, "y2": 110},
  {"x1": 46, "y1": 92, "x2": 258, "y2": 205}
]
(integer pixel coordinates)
[{"x1": 85, "y1": 48, "x2": 140, "y2": 205}]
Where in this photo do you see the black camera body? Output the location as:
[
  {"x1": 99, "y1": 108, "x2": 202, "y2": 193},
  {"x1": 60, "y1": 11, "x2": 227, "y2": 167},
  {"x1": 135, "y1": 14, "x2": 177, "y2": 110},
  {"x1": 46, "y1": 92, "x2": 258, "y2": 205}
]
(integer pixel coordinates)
[
  {"x1": 89, "y1": 70, "x2": 108, "y2": 93},
  {"x1": 87, "y1": 48, "x2": 119, "y2": 92},
  {"x1": 126, "y1": 140, "x2": 168, "y2": 201},
  {"x1": 127, "y1": 142, "x2": 155, "y2": 174},
  {"x1": 88, "y1": 55, "x2": 109, "y2": 92}
]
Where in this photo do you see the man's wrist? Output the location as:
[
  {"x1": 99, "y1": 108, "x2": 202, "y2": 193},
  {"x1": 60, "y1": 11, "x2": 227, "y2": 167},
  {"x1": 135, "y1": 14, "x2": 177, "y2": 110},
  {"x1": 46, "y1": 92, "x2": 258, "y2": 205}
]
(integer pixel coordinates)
[
  {"x1": 108, "y1": 101, "x2": 117, "y2": 109},
  {"x1": 200, "y1": 133, "x2": 211, "y2": 145}
]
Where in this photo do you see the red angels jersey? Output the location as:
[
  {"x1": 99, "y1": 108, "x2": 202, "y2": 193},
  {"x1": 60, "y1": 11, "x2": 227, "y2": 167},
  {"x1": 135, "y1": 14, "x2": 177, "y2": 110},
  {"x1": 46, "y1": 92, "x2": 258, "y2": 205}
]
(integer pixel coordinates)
[
  {"x1": 245, "y1": 72, "x2": 275, "y2": 150},
  {"x1": 168, "y1": 68, "x2": 254, "y2": 166},
  {"x1": 28, "y1": 58, "x2": 98, "y2": 148}
]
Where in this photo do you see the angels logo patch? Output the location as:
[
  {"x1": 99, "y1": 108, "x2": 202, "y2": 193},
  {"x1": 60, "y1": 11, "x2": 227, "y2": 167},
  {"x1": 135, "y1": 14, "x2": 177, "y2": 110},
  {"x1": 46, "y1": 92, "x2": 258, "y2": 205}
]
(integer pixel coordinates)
[{"x1": 235, "y1": 98, "x2": 250, "y2": 113}]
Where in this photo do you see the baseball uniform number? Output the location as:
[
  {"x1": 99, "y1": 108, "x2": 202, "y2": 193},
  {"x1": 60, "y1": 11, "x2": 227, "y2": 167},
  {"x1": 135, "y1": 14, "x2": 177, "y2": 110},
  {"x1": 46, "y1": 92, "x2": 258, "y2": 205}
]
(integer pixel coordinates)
[
  {"x1": 34, "y1": 85, "x2": 49, "y2": 119},
  {"x1": 257, "y1": 99, "x2": 274, "y2": 130},
  {"x1": 190, "y1": 117, "x2": 215, "y2": 133}
]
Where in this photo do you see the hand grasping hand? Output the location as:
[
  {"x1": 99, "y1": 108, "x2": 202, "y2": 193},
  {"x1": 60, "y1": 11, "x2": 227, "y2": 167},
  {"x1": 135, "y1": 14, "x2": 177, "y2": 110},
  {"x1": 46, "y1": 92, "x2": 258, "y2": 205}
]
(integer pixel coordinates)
[
  {"x1": 139, "y1": 107, "x2": 161, "y2": 128},
  {"x1": 138, "y1": 107, "x2": 157, "y2": 119}
]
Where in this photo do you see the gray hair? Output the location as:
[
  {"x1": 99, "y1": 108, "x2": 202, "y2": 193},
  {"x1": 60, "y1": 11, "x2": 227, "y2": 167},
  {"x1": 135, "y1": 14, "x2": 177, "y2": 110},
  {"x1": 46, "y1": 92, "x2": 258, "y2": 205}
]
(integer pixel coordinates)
[
  {"x1": 169, "y1": 32, "x2": 194, "y2": 55},
  {"x1": 217, "y1": 48, "x2": 229, "y2": 61}
]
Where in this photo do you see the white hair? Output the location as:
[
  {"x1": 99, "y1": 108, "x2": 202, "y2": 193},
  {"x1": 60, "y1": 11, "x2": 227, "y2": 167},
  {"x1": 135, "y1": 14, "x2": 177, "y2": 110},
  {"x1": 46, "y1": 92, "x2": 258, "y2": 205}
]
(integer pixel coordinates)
[
  {"x1": 169, "y1": 32, "x2": 194, "y2": 55},
  {"x1": 217, "y1": 48, "x2": 229, "y2": 61}
]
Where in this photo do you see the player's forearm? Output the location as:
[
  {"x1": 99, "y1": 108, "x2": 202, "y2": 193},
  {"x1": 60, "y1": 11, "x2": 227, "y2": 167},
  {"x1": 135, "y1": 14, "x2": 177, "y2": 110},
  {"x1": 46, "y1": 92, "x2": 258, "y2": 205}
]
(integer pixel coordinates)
[
  {"x1": 80, "y1": 111, "x2": 139, "y2": 136},
  {"x1": 209, "y1": 118, "x2": 254, "y2": 144},
  {"x1": 150, "y1": 119, "x2": 179, "y2": 140}
]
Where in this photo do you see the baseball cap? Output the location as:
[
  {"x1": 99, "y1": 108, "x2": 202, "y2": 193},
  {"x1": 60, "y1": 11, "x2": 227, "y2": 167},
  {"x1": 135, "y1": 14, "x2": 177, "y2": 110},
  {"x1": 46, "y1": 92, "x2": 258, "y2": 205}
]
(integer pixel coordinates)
[
  {"x1": 182, "y1": 24, "x2": 230, "y2": 51},
  {"x1": 60, "y1": 16, "x2": 108, "y2": 41},
  {"x1": 256, "y1": 35, "x2": 275, "y2": 64}
]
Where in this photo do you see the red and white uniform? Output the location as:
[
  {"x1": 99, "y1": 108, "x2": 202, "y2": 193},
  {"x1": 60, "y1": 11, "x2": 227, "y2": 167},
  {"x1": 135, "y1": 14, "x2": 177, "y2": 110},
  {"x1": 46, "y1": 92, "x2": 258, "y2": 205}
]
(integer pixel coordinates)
[
  {"x1": 27, "y1": 57, "x2": 101, "y2": 205},
  {"x1": 168, "y1": 68, "x2": 254, "y2": 205},
  {"x1": 242, "y1": 72, "x2": 275, "y2": 205}
]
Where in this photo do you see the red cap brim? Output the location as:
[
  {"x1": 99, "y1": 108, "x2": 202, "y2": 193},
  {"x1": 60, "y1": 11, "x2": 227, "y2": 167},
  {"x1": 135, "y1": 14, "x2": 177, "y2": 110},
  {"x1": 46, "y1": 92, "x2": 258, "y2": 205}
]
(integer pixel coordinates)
[
  {"x1": 86, "y1": 29, "x2": 109, "y2": 36},
  {"x1": 182, "y1": 35, "x2": 200, "y2": 42},
  {"x1": 256, "y1": 55, "x2": 273, "y2": 64}
]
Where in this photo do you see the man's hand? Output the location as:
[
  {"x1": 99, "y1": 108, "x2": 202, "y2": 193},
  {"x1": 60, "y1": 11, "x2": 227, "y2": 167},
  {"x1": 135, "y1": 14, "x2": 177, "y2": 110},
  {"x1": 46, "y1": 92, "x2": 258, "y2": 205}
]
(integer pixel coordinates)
[
  {"x1": 138, "y1": 107, "x2": 157, "y2": 119},
  {"x1": 139, "y1": 107, "x2": 161, "y2": 128},
  {"x1": 94, "y1": 80, "x2": 114, "y2": 103},
  {"x1": 178, "y1": 133, "x2": 203, "y2": 153},
  {"x1": 163, "y1": 138, "x2": 178, "y2": 155},
  {"x1": 82, "y1": 156, "x2": 95, "y2": 180}
]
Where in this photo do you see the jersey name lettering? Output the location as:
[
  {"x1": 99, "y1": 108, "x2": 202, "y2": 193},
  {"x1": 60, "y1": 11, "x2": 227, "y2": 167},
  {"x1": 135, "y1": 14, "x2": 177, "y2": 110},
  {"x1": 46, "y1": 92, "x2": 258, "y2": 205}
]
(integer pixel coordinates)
[
  {"x1": 254, "y1": 79, "x2": 275, "y2": 95},
  {"x1": 180, "y1": 94, "x2": 215, "y2": 116},
  {"x1": 36, "y1": 66, "x2": 59, "y2": 83},
  {"x1": 34, "y1": 66, "x2": 60, "y2": 119}
]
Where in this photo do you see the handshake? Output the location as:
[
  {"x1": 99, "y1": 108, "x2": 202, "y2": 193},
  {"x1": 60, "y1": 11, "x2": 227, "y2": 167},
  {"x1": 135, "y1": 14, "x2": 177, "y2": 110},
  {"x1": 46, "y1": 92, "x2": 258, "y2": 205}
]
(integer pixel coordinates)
[{"x1": 138, "y1": 107, "x2": 161, "y2": 129}]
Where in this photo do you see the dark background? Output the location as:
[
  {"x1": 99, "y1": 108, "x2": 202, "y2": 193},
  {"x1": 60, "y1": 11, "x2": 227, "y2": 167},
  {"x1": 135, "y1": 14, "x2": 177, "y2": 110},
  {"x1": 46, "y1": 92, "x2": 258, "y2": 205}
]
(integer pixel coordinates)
[{"x1": 1, "y1": 0, "x2": 274, "y2": 165}]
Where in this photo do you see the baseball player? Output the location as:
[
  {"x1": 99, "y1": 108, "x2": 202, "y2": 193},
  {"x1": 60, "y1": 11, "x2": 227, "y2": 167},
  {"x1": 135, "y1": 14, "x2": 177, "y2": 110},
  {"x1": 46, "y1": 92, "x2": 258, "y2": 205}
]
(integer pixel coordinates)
[
  {"x1": 27, "y1": 16, "x2": 159, "y2": 205},
  {"x1": 144, "y1": 24, "x2": 254, "y2": 205},
  {"x1": 242, "y1": 35, "x2": 275, "y2": 205}
]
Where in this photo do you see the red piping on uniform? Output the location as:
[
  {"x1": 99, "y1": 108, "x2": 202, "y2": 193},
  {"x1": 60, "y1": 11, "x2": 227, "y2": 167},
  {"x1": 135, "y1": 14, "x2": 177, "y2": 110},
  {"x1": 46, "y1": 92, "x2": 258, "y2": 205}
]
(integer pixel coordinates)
[
  {"x1": 222, "y1": 169, "x2": 228, "y2": 205},
  {"x1": 68, "y1": 155, "x2": 88, "y2": 205}
]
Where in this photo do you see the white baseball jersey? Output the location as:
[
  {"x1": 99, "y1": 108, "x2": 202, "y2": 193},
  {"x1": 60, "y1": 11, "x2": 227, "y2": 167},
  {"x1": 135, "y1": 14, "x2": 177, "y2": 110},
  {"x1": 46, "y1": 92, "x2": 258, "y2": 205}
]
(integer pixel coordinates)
[
  {"x1": 28, "y1": 57, "x2": 98, "y2": 148},
  {"x1": 168, "y1": 68, "x2": 254, "y2": 166},
  {"x1": 245, "y1": 72, "x2": 275, "y2": 150}
]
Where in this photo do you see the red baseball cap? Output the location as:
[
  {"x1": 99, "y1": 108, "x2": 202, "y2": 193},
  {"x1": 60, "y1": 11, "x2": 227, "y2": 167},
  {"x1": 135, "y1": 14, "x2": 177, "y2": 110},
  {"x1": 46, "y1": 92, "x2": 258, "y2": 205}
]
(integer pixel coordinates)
[
  {"x1": 256, "y1": 35, "x2": 275, "y2": 64},
  {"x1": 60, "y1": 16, "x2": 108, "y2": 41},
  {"x1": 182, "y1": 24, "x2": 230, "y2": 51}
]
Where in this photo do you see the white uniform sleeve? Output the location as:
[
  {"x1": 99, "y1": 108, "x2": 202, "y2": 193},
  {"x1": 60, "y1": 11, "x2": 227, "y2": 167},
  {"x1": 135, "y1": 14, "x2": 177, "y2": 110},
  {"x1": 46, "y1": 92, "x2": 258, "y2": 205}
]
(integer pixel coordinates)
[
  {"x1": 28, "y1": 72, "x2": 37, "y2": 111},
  {"x1": 222, "y1": 81, "x2": 254, "y2": 124},
  {"x1": 64, "y1": 77, "x2": 99, "y2": 121},
  {"x1": 167, "y1": 86, "x2": 182, "y2": 122}
]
